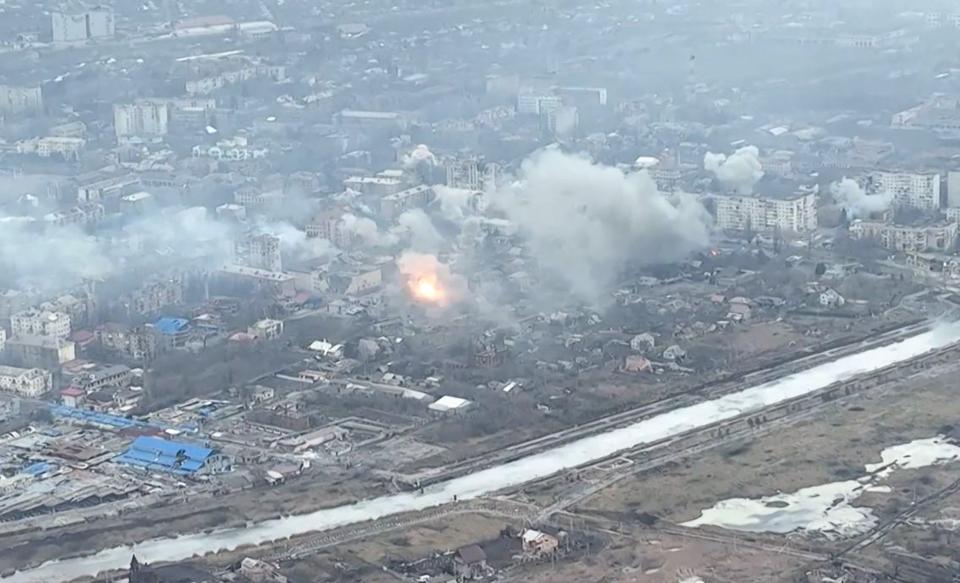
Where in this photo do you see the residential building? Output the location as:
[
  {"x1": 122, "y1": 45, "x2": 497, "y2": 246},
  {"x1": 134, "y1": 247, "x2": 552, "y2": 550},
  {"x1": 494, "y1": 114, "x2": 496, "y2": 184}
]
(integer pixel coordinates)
[
  {"x1": 861, "y1": 170, "x2": 941, "y2": 211},
  {"x1": 0, "y1": 366, "x2": 52, "y2": 397},
  {"x1": 64, "y1": 364, "x2": 131, "y2": 393},
  {"x1": 11, "y1": 309, "x2": 71, "y2": 339},
  {"x1": 444, "y1": 157, "x2": 502, "y2": 191},
  {"x1": 52, "y1": 6, "x2": 114, "y2": 43},
  {"x1": 343, "y1": 176, "x2": 404, "y2": 197},
  {"x1": 0, "y1": 85, "x2": 42, "y2": 115},
  {"x1": 0, "y1": 328, "x2": 5, "y2": 354},
  {"x1": 122, "y1": 276, "x2": 185, "y2": 316},
  {"x1": 517, "y1": 90, "x2": 562, "y2": 115},
  {"x1": 248, "y1": 319, "x2": 283, "y2": 341},
  {"x1": 713, "y1": 190, "x2": 818, "y2": 234},
  {"x1": 97, "y1": 323, "x2": 158, "y2": 361},
  {"x1": 148, "y1": 318, "x2": 190, "y2": 349},
  {"x1": 114, "y1": 101, "x2": 170, "y2": 140},
  {"x1": 521, "y1": 529, "x2": 560, "y2": 555},
  {"x1": 850, "y1": 219, "x2": 958, "y2": 253},
  {"x1": 380, "y1": 185, "x2": 434, "y2": 220},
  {"x1": 36, "y1": 137, "x2": 85, "y2": 160},
  {"x1": 235, "y1": 233, "x2": 282, "y2": 273},
  {"x1": 305, "y1": 210, "x2": 349, "y2": 246},
  {"x1": 5, "y1": 335, "x2": 76, "y2": 369},
  {"x1": 454, "y1": 545, "x2": 487, "y2": 580}
]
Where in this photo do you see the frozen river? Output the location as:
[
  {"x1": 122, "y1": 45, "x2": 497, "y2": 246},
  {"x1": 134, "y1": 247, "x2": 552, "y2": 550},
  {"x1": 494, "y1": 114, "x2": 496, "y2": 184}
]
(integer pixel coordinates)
[{"x1": 7, "y1": 322, "x2": 960, "y2": 582}]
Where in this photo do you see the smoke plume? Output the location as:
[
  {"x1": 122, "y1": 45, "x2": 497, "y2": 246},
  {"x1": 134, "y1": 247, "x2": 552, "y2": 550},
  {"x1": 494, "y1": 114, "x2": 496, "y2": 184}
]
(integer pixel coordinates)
[
  {"x1": 704, "y1": 145, "x2": 764, "y2": 195},
  {"x1": 391, "y1": 209, "x2": 443, "y2": 252},
  {"x1": 402, "y1": 144, "x2": 437, "y2": 169},
  {"x1": 339, "y1": 213, "x2": 384, "y2": 246},
  {"x1": 491, "y1": 148, "x2": 711, "y2": 304},
  {"x1": 831, "y1": 178, "x2": 892, "y2": 219}
]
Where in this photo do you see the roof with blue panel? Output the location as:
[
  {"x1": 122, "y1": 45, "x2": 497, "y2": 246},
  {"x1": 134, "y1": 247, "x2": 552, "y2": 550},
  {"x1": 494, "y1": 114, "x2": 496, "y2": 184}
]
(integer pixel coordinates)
[
  {"x1": 115, "y1": 435, "x2": 214, "y2": 475},
  {"x1": 152, "y1": 317, "x2": 190, "y2": 335}
]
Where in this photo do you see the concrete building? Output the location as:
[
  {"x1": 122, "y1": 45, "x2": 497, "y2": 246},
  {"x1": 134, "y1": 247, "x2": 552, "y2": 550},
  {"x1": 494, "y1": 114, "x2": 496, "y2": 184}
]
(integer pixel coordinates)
[
  {"x1": 235, "y1": 233, "x2": 282, "y2": 273},
  {"x1": 0, "y1": 85, "x2": 42, "y2": 115},
  {"x1": 381, "y1": 185, "x2": 434, "y2": 220},
  {"x1": 6, "y1": 335, "x2": 76, "y2": 369},
  {"x1": 713, "y1": 190, "x2": 818, "y2": 234},
  {"x1": 0, "y1": 366, "x2": 52, "y2": 397},
  {"x1": 444, "y1": 157, "x2": 502, "y2": 191},
  {"x1": 306, "y1": 210, "x2": 350, "y2": 247},
  {"x1": 52, "y1": 6, "x2": 114, "y2": 43},
  {"x1": 36, "y1": 137, "x2": 85, "y2": 160},
  {"x1": 114, "y1": 101, "x2": 169, "y2": 140},
  {"x1": 517, "y1": 90, "x2": 562, "y2": 116},
  {"x1": 10, "y1": 309, "x2": 71, "y2": 339},
  {"x1": 343, "y1": 176, "x2": 404, "y2": 197},
  {"x1": 97, "y1": 323, "x2": 157, "y2": 361},
  {"x1": 850, "y1": 219, "x2": 958, "y2": 253},
  {"x1": 334, "y1": 109, "x2": 405, "y2": 130},
  {"x1": 861, "y1": 170, "x2": 941, "y2": 211},
  {"x1": 248, "y1": 319, "x2": 283, "y2": 341},
  {"x1": 0, "y1": 328, "x2": 5, "y2": 354}
]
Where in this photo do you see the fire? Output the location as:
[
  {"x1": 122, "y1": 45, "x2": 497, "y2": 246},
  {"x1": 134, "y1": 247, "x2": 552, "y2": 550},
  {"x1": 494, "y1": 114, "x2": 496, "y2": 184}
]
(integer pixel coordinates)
[{"x1": 411, "y1": 275, "x2": 446, "y2": 303}]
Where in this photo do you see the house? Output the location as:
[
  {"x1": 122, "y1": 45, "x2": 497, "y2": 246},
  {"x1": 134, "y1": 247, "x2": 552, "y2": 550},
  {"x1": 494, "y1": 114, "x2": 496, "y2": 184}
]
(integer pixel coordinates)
[
  {"x1": 60, "y1": 386, "x2": 86, "y2": 407},
  {"x1": 819, "y1": 288, "x2": 846, "y2": 308},
  {"x1": 248, "y1": 318, "x2": 283, "y2": 340},
  {"x1": 622, "y1": 354, "x2": 652, "y2": 373},
  {"x1": 428, "y1": 395, "x2": 472, "y2": 414},
  {"x1": 726, "y1": 302, "x2": 752, "y2": 322},
  {"x1": 521, "y1": 529, "x2": 560, "y2": 555},
  {"x1": 453, "y1": 545, "x2": 487, "y2": 580},
  {"x1": 149, "y1": 317, "x2": 190, "y2": 349}
]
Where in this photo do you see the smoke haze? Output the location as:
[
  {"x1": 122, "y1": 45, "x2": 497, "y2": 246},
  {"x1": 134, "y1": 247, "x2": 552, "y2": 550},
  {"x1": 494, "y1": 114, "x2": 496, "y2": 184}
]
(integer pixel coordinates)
[{"x1": 831, "y1": 178, "x2": 892, "y2": 219}]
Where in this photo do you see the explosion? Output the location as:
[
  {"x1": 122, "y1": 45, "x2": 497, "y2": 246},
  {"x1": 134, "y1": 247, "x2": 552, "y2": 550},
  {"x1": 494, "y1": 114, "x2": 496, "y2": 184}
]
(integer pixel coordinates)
[
  {"x1": 411, "y1": 274, "x2": 446, "y2": 303},
  {"x1": 397, "y1": 251, "x2": 463, "y2": 308}
]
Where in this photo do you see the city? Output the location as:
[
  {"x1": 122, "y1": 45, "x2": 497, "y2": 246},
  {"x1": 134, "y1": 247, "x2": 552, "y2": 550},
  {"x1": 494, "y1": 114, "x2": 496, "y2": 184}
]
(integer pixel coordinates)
[{"x1": 0, "y1": 0, "x2": 959, "y2": 582}]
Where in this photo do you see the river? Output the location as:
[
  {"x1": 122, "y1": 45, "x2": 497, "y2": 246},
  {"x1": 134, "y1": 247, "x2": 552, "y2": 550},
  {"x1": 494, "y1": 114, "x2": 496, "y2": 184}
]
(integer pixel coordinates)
[{"x1": 6, "y1": 322, "x2": 960, "y2": 582}]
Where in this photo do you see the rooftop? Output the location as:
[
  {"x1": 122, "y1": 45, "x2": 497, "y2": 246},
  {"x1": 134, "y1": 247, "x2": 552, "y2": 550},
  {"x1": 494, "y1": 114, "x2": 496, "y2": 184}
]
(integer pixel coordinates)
[{"x1": 115, "y1": 436, "x2": 214, "y2": 475}]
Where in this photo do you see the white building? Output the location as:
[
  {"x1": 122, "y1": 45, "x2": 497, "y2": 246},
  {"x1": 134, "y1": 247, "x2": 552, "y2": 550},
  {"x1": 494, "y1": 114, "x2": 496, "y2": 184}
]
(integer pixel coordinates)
[
  {"x1": 248, "y1": 319, "x2": 283, "y2": 341},
  {"x1": 517, "y1": 91, "x2": 562, "y2": 116},
  {"x1": 0, "y1": 85, "x2": 42, "y2": 115},
  {"x1": 0, "y1": 366, "x2": 52, "y2": 397},
  {"x1": 10, "y1": 309, "x2": 71, "y2": 339},
  {"x1": 713, "y1": 191, "x2": 818, "y2": 234},
  {"x1": 51, "y1": 6, "x2": 114, "y2": 43},
  {"x1": 36, "y1": 137, "x2": 85, "y2": 160},
  {"x1": 861, "y1": 170, "x2": 941, "y2": 211},
  {"x1": 0, "y1": 328, "x2": 5, "y2": 354},
  {"x1": 114, "y1": 101, "x2": 170, "y2": 140}
]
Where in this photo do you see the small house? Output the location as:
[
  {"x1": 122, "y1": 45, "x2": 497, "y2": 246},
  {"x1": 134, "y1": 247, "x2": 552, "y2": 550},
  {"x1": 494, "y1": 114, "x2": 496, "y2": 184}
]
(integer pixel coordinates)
[{"x1": 454, "y1": 545, "x2": 487, "y2": 580}]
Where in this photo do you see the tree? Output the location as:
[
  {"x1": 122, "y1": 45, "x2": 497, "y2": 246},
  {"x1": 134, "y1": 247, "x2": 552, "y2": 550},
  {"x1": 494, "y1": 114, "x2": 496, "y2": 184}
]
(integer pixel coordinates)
[{"x1": 814, "y1": 262, "x2": 827, "y2": 278}]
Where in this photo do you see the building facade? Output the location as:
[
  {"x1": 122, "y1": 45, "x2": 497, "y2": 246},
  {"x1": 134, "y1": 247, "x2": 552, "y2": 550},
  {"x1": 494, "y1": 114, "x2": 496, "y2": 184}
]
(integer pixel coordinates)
[
  {"x1": 850, "y1": 220, "x2": 958, "y2": 253},
  {"x1": 235, "y1": 233, "x2": 282, "y2": 273},
  {"x1": 10, "y1": 309, "x2": 71, "y2": 339},
  {"x1": 713, "y1": 191, "x2": 818, "y2": 234},
  {"x1": 114, "y1": 101, "x2": 170, "y2": 140},
  {"x1": 52, "y1": 6, "x2": 114, "y2": 43},
  {"x1": 861, "y1": 170, "x2": 941, "y2": 211},
  {"x1": 0, "y1": 85, "x2": 42, "y2": 115},
  {"x1": 0, "y1": 366, "x2": 52, "y2": 397}
]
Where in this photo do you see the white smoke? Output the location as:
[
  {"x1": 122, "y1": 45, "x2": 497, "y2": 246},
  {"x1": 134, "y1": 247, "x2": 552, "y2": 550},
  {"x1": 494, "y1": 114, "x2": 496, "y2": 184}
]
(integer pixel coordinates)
[
  {"x1": 261, "y1": 221, "x2": 337, "y2": 263},
  {"x1": 704, "y1": 145, "x2": 764, "y2": 195},
  {"x1": 391, "y1": 209, "x2": 443, "y2": 251},
  {"x1": 831, "y1": 178, "x2": 892, "y2": 219},
  {"x1": 434, "y1": 185, "x2": 476, "y2": 223},
  {"x1": 340, "y1": 213, "x2": 385, "y2": 246},
  {"x1": 402, "y1": 144, "x2": 437, "y2": 169},
  {"x1": 491, "y1": 148, "x2": 712, "y2": 304}
]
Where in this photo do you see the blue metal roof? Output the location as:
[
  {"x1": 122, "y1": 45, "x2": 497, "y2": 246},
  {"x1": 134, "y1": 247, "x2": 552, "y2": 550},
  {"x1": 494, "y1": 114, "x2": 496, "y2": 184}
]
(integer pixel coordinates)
[
  {"x1": 116, "y1": 435, "x2": 214, "y2": 475},
  {"x1": 152, "y1": 317, "x2": 190, "y2": 335},
  {"x1": 22, "y1": 462, "x2": 55, "y2": 476}
]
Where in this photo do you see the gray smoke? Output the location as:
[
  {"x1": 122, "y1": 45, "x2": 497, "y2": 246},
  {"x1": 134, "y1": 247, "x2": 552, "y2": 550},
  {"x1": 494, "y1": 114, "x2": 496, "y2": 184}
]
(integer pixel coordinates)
[
  {"x1": 339, "y1": 213, "x2": 384, "y2": 246},
  {"x1": 401, "y1": 144, "x2": 437, "y2": 169},
  {"x1": 831, "y1": 178, "x2": 892, "y2": 219},
  {"x1": 704, "y1": 145, "x2": 764, "y2": 195},
  {"x1": 491, "y1": 148, "x2": 712, "y2": 304}
]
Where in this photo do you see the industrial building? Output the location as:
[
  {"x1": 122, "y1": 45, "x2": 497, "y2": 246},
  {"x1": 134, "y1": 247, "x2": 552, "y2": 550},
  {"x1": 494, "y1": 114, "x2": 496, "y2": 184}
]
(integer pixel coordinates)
[{"x1": 116, "y1": 436, "x2": 231, "y2": 476}]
